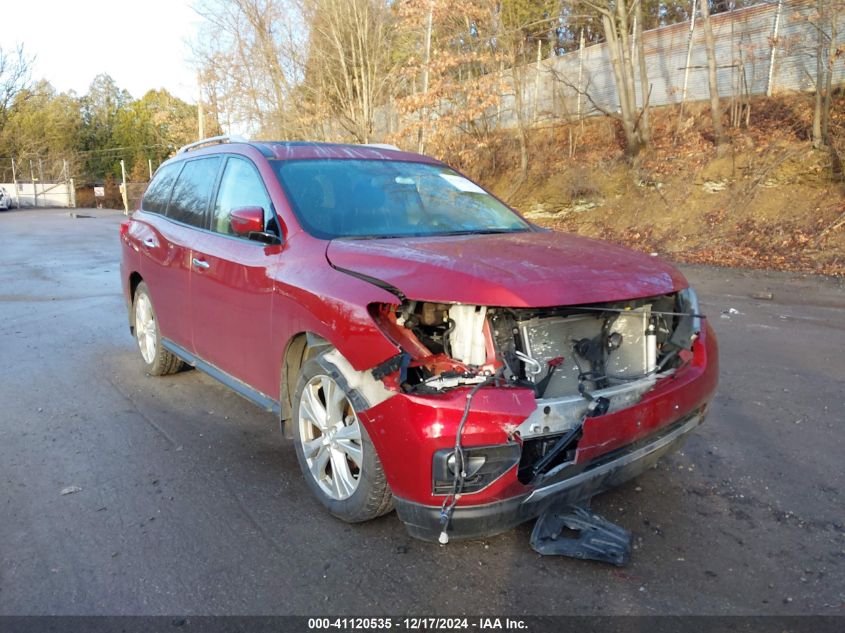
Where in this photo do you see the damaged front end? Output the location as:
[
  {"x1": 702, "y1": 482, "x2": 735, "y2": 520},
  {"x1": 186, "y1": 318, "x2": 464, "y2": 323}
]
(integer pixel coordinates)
[
  {"x1": 499, "y1": 288, "x2": 702, "y2": 484},
  {"x1": 368, "y1": 300, "x2": 502, "y2": 392},
  {"x1": 357, "y1": 287, "x2": 716, "y2": 545}
]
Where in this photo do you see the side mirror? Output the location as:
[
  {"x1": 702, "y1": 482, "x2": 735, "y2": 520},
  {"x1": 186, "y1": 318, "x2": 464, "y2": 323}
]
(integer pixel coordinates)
[{"x1": 230, "y1": 206, "x2": 265, "y2": 237}]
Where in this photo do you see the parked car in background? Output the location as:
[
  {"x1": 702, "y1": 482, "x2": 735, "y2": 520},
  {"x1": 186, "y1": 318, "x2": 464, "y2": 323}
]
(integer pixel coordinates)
[
  {"x1": 0, "y1": 186, "x2": 13, "y2": 210},
  {"x1": 120, "y1": 136, "x2": 718, "y2": 545}
]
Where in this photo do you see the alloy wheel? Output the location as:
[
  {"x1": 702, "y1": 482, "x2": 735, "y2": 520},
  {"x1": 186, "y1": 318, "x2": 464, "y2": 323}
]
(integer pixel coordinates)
[
  {"x1": 297, "y1": 375, "x2": 363, "y2": 500},
  {"x1": 134, "y1": 292, "x2": 157, "y2": 364}
]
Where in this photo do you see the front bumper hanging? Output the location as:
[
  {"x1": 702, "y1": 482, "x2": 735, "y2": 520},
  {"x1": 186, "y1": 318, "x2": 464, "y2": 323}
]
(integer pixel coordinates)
[{"x1": 393, "y1": 409, "x2": 704, "y2": 542}]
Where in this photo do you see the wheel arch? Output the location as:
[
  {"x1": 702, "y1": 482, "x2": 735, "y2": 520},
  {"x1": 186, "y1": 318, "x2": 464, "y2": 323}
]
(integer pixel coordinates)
[
  {"x1": 127, "y1": 271, "x2": 144, "y2": 334},
  {"x1": 279, "y1": 330, "x2": 396, "y2": 437},
  {"x1": 279, "y1": 331, "x2": 332, "y2": 434}
]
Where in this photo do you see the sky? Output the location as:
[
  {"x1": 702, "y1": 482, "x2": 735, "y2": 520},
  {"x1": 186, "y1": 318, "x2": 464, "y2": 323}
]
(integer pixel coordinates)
[{"x1": 9, "y1": 0, "x2": 201, "y2": 102}]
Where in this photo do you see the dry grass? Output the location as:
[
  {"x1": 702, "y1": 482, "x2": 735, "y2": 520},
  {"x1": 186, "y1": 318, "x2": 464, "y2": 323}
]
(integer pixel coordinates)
[{"x1": 449, "y1": 92, "x2": 845, "y2": 277}]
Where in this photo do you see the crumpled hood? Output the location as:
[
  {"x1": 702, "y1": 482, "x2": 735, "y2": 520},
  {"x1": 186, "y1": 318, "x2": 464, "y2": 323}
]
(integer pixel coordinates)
[{"x1": 326, "y1": 230, "x2": 688, "y2": 307}]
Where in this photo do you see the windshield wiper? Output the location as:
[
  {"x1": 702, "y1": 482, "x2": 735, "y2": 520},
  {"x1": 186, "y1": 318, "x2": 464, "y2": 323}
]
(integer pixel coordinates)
[
  {"x1": 337, "y1": 228, "x2": 528, "y2": 240},
  {"x1": 434, "y1": 228, "x2": 527, "y2": 236},
  {"x1": 340, "y1": 233, "x2": 417, "y2": 240}
]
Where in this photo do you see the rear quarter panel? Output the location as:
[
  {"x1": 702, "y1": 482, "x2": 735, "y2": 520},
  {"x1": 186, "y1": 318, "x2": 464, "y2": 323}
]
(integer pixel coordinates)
[{"x1": 120, "y1": 219, "x2": 142, "y2": 312}]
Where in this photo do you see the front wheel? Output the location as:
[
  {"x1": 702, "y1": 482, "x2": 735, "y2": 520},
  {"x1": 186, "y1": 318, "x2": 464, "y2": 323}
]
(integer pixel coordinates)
[
  {"x1": 133, "y1": 281, "x2": 183, "y2": 376},
  {"x1": 292, "y1": 357, "x2": 393, "y2": 522}
]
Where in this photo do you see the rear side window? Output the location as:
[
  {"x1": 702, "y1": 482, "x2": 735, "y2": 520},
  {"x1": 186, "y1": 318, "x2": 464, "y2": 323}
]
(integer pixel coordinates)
[
  {"x1": 165, "y1": 157, "x2": 222, "y2": 227},
  {"x1": 142, "y1": 163, "x2": 181, "y2": 214}
]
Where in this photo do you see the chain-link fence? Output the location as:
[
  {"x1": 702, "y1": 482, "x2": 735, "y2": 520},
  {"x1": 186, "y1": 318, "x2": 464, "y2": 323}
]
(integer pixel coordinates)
[{"x1": 0, "y1": 156, "x2": 158, "y2": 211}]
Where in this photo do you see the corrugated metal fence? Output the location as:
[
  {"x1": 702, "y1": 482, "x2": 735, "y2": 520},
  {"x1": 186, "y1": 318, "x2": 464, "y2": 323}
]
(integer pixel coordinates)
[
  {"x1": 0, "y1": 182, "x2": 76, "y2": 208},
  {"x1": 512, "y1": 0, "x2": 842, "y2": 127},
  {"x1": 376, "y1": 0, "x2": 843, "y2": 134}
]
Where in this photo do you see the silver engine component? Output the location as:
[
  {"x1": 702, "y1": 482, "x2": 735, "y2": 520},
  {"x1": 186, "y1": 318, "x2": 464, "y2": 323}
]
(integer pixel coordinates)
[
  {"x1": 517, "y1": 307, "x2": 656, "y2": 399},
  {"x1": 515, "y1": 373, "x2": 666, "y2": 439}
]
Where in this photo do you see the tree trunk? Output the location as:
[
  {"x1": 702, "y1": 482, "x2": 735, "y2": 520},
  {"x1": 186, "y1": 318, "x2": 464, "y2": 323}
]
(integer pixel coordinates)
[
  {"x1": 602, "y1": 12, "x2": 641, "y2": 156},
  {"x1": 519, "y1": 127, "x2": 529, "y2": 177},
  {"x1": 512, "y1": 56, "x2": 531, "y2": 178},
  {"x1": 812, "y1": 0, "x2": 825, "y2": 148},
  {"x1": 822, "y1": 4, "x2": 836, "y2": 145},
  {"x1": 615, "y1": 2, "x2": 638, "y2": 136},
  {"x1": 417, "y1": 1, "x2": 433, "y2": 154},
  {"x1": 700, "y1": 0, "x2": 727, "y2": 150},
  {"x1": 635, "y1": 0, "x2": 651, "y2": 143}
]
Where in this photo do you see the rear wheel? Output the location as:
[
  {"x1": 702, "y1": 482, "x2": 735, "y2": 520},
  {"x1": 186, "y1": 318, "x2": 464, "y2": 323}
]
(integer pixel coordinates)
[
  {"x1": 133, "y1": 282, "x2": 183, "y2": 376},
  {"x1": 292, "y1": 357, "x2": 393, "y2": 522}
]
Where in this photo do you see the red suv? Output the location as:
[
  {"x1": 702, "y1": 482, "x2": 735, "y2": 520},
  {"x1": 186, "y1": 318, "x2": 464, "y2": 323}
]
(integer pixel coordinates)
[{"x1": 120, "y1": 137, "x2": 718, "y2": 544}]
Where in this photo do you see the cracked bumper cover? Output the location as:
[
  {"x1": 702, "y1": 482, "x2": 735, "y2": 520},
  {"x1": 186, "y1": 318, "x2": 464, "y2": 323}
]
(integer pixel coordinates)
[
  {"x1": 394, "y1": 409, "x2": 705, "y2": 541},
  {"x1": 360, "y1": 321, "x2": 718, "y2": 541}
]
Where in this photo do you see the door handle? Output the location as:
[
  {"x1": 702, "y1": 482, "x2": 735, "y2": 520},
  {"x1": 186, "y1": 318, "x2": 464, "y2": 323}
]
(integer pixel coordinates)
[
  {"x1": 192, "y1": 257, "x2": 210, "y2": 270},
  {"x1": 143, "y1": 237, "x2": 157, "y2": 248}
]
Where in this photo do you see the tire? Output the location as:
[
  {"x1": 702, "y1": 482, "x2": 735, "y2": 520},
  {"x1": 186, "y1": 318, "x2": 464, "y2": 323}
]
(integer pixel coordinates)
[
  {"x1": 292, "y1": 356, "x2": 393, "y2": 522},
  {"x1": 132, "y1": 281, "x2": 183, "y2": 376}
]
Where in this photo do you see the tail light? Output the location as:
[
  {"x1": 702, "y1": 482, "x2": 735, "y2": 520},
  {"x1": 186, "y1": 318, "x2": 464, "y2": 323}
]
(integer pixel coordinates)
[{"x1": 119, "y1": 220, "x2": 130, "y2": 238}]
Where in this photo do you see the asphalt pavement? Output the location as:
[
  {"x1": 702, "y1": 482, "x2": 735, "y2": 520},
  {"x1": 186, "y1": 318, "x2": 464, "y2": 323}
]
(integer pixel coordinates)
[{"x1": 0, "y1": 207, "x2": 843, "y2": 615}]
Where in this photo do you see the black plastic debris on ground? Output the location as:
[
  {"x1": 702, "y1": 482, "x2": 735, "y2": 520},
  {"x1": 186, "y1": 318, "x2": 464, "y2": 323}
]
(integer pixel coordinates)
[{"x1": 530, "y1": 503, "x2": 632, "y2": 566}]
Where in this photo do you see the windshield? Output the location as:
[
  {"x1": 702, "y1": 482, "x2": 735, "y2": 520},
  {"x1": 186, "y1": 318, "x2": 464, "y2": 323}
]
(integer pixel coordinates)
[{"x1": 272, "y1": 159, "x2": 530, "y2": 239}]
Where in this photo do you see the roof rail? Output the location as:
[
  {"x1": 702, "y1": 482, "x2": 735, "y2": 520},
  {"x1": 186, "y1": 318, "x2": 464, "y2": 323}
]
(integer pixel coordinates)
[
  {"x1": 360, "y1": 143, "x2": 401, "y2": 151},
  {"x1": 177, "y1": 134, "x2": 248, "y2": 154}
]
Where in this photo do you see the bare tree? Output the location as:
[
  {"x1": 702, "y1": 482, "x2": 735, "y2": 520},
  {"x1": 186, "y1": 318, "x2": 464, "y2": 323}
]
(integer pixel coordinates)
[
  {"x1": 298, "y1": 0, "x2": 397, "y2": 144},
  {"x1": 0, "y1": 45, "x2": 34, "y2": 135},
  {"x1": 811, "y1": 0, "x2": 843, "y2": 149},
  {"x1": 192, "y1": 0, "x2": 303, "y2": 137},
  {"x1": 579, "y1": 0, "x2": 652, "y2": 156},
  {"x1": 699, "y1": 0, "x2": 727, "y2": 150},
  {"x1": 417, "y1": 0, "x2": 434, "y2": 154},
  {"x1": 634, "y1": 0, "x2": 651, "y2": 143},
  {"x1": 494, "y1": 0, "x2": 558, "y2": 178},
  {"x1": 392, "y1": 0, "x2": 502, "y2": 161}
]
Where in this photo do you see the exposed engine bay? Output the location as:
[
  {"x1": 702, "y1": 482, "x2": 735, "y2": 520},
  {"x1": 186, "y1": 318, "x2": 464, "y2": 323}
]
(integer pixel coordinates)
[
  {"x1": 370, "y1": 290, "x2": 702, "y2": 483},
  {"x1": 372, "y1": 290, "x2": 699, "y2": 396}
]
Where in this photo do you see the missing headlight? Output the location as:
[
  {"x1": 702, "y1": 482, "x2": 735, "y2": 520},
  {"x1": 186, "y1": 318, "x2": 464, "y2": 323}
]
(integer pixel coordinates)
[{"x1": 669, "y1": 287, "x2": 702, "y2": 350}]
